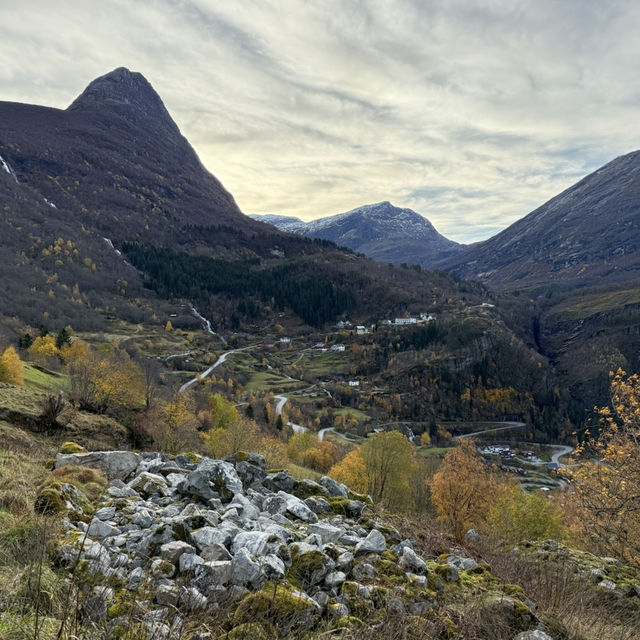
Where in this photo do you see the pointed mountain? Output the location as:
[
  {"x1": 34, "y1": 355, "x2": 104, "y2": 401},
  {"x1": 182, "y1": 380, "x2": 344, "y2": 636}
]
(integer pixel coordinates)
[
  {"x1": 444, "y1": 151, "x2": 640, "y2": 291},
  {"x1": 253, "y1": 202, "x2": 465, "y2": 268},
  {"x1": 0, "y1": 67, "x2": 293, "y2": 250},
  {"x1": 67, "y1": 67, "x2": 183, "y2": 140}
]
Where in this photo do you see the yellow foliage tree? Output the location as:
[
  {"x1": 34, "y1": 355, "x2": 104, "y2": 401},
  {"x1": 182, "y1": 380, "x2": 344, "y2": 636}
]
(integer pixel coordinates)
[
  {"x1": 147, "y1": 394, "x2": 200, "y2": 455},
  {"x1": 201, "y1": 416, "x2": 262, "y2": 460},
  {"x1": 209, "y1": 393, "x2": 239, "y2": 430},
  {"x1": 329, "y1": 450, "x2": 368, "y2": 494},
  {"x1": 420, "y1": 431, "x2": 432, "y2": 447},
  {"x1": 255, "y1": 435, "x2": 289, "y2": 469},
  {"x1": 59, "y1": 340, "x2": 90, "y2": 363},
  {"x1": 563, "y1": 369, "x2": 640, "y2": 564},
  {"x1": 28, "y1": 335, "x2": 59, "y2": 362},
  {"x1": 0, "y1": 346, "x2": 24, "y2": 385},
  {"x1": 361, "y1": 431, "x2": 417, "y2": 504},
  {"x1": 430, "y1": 440, "x2": 505, "y2": 540},
  {"x1": 487, "y1": 486, "x2": 565, "y2": 544},
  {"x1": 66, "y1": 349, "x2": 145, "y2": 411}
]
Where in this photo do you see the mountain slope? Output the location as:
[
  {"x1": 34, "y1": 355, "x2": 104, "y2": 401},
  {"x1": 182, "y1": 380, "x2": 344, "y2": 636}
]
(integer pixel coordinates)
[
  {"x1": 253, "y1": 201, "x2": 465, "y2": 268},
  {"x1": 445, "y1": 151, "x2": 640, "y2": 291}
]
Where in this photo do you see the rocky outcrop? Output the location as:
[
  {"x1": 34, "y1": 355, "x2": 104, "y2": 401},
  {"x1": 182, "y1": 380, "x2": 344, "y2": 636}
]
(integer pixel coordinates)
[{"x1": 51, "y1": 449, "x2": 543, "y2": 638}]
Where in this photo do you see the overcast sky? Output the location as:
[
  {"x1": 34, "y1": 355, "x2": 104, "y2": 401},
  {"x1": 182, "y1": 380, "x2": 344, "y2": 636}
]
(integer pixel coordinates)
[{"x1": 1, "y1": 1, "x2": 639, "y2": 242}]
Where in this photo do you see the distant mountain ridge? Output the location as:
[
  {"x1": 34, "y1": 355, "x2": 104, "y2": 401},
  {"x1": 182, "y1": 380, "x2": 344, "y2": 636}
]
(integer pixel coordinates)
[
  {"x1": 253, "y1": 202, "x2": 465, "y2": 268},
  {"x1": 444, "y1": 151, "x2": 640, "y2": 291}
]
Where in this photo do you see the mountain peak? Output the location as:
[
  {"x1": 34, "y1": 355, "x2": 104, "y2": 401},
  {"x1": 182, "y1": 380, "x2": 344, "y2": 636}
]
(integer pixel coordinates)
[{"x1": 67, "y1": 67, "x2": 181, "y2": 137}]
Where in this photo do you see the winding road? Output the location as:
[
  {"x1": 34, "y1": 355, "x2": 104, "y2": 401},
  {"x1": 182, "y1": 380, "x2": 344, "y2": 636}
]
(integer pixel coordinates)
[
  {"x1": 455, "y1": 422, "x2": 526, "y2": 439},
  {"x1": 179, "y1": 345, "x2": 256, "y2": 393},
  {"x1": 274, "y1": 395, "x2": 307, "y2": 434}
]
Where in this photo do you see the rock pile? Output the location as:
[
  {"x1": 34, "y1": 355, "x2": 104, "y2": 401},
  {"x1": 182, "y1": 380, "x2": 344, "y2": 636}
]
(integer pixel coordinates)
[{"x1": 50, "y1": 448, "x2": 541, "y2": 638}]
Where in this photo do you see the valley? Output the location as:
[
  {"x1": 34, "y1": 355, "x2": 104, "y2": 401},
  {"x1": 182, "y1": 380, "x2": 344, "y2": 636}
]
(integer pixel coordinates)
[{"x1": 1, "y1": 65, "x2": 640, "y2": 640}]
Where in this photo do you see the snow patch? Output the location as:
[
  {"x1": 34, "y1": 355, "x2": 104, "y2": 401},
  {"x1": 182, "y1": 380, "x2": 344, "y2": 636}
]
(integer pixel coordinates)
[
  {"x1": 44, "y1": 198, "x2": 57, "y2": 209},
  {"x1": 0, "y1": 154, "x2": 18, "y2": 183}
]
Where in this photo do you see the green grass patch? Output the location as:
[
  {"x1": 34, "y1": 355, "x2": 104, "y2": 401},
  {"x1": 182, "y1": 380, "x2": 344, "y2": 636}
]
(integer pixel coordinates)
[
  {"x1": 23, "y1": 364, "x2": 69, "y2": 393},
  {"x1": 294, "y1": 352, "x2": 349, "y2": 376},
  {"x1": 417, "y1": 446, "x2": 453, "y2": 457},
  {"x1": 286, "y1": 463, "x2": 323, "y2": 482},
  {"x1": 245, "y1": 372, "x2": 306, "y2": 394},
  {"x1": 333, "y1": 407, "x2": 371, "y2": 422}
]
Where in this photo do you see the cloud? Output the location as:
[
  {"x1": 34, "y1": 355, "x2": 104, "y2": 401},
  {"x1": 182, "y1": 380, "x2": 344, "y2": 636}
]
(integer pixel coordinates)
[{"x1": 1, "y1": 0, "x2": 639, "y2": 242}]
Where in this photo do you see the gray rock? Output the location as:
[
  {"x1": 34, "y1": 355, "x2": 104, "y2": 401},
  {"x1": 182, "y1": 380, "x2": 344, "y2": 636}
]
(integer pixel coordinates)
[
  {"x1": 190, "y1": 526, "x2": 233, "y2": 551},
  {"x1": 465, "y1": 528, "x2": 481, "y2": 544},
  {"x1": 178, "y1": 553, "x2": 204, "y2": 574},
  {"x1": 195, "y1": 560, "x2": 233, "y2": 587},
  {"x1": 336, "y1": 551, "x2": 354, "y2": 572},
  {"x1": 87, "y1": 518, "x2": 121, "y2": 538},
  {"x1": 179, "y1": 587, "x2": 208, "y2": 611},
  {"x1": 324, "y1": 571, "x2": 347, "y2": 588},
  {"x1": 352, "y1": 562, "x2": 376, "y2": 581},
  {"x1": 156, "y1": 585, "x2": 180, "y2": 607},
  {"x1": 313, "y1": 590, "x2": 330, "y2": 610},
  {"x1": 231, "y1": 548, "x2": 264, "y2": 589},
  {"x1": 128, "y1": 472, "x2": 169, "y2": 497},
  {"x1": 279, "y1": 491, "x2": 319, "y2": 523},
  {"x1": 259, "y1": 554, "x2": 286, "y2": 580},
  {"x1": 160, "y1": 541, "x2": 196, "y2": 564},
  {"x1": 55, "y1": 451, "x2": 140, "y2": 481},
  {"x1": 598, "y1": 579, "x2": 617, "y2": 591},
  {"x1": 304, "y1": 497, "x2": 332, "y2": 515},
  {"x1": 231, "y1": 531, "x2": 269, "y2": 556},
  {"x1": 328, "y1": 602, "x2": 350, "y2": 618},
  {"x1": 264, "y1": 471, "x2": 296, "y2": 493},
  {"x1": 262, "y1": 494, "x2": 288, "y2": 516},
  {"x1": 406, "y1": 573, "x2": 428, "y2": 587},
  {"x1": 354, "y1": 529, "x2": 387, "y2": 556},
  {"x1": 95, "y1": 506, "x2": 117, "y2": 521},
  {"x1": 446, "y1": 555, "x2": 478, "y2": 571},
  {"x1": 180, "y1": 459, "x2": 242, "y2": 502},
  {"x1": 201, "y1": 543, "x2": 232, "y2": 562},
  {"x1": 319, "y1": 476, "x2": 349, "y2": 499},
  {"x1": 399, "y1": 547, "x2": 428, "y2": 574},
  {"x1": 308, "y1": 522, "x2": 344, "y2": 545},
  {"x1": 82, "y1": 586, "x2": 113, "y2": 623},
  {"x1": 514, "y1": 631, "x2": 555, "y2": 640}
]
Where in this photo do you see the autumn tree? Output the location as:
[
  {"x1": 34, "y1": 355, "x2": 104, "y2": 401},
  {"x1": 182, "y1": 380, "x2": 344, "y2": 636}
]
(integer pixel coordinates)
[
  {"x1": 28, "y1": 334, "x2": 60, "y2": 363},
  {"x1": 430, "y1": 440, "x2": 504, "y2": 540},
  {"x1": 329, "y1": 450, "x2": 368, "y2": 494},
  {"x1": 328, "y1": 432, "x2": 423, "y2": 508},
  {"x1": 0, "y1": 346, "x2": 24, "y2": 386},
  {"x1": 361, "y1": 431, "x2": 417, "y2": 504},
  {"x1": 145, "y1": 393, "x2": 200, "y2": 454},
  {"x1": 201, "y1": 415, "x2": 261, "y2": 459},
  {"x1": 487, "y1": 486, "x2": 565, "y2": 544},
  {"x1": 66, "y1": 348, "x2": 145, "y2": 411},
  {"x1": 563, "y1": 369, "x2": 640, "y2": 564}
]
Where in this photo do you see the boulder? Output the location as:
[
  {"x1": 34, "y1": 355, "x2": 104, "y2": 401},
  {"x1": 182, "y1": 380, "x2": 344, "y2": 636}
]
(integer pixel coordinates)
[
  {"x1": 398, "y1": 547, "x2": 428, "y2": 574},
  {"x1": 280, "y1": 491, "x2": 319, "y2": 523},
  {"x1": 160, "y1": 541, "x2": 196, "y2": 564},
  {"x1": 231, "y1": 548, "x2": 265, "y2": 589},
  {"x1": 354, "y1": 529, "x2": 387, "y2": 556},
  {"x1": 180, "y1": 459, "x2": 243, "y2": 502},
  {"x1": 319, "y1": 476, "x2": 349, "y2": 499},
  {"x1": 55, "y1": 451, "x2": 140, "y2": 481},
  {"x1": 263, "y1": 471, "x2": 296, "y2": 493}
]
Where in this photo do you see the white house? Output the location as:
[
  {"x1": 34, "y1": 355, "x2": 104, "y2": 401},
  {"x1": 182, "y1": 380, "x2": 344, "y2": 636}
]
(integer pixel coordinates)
[
  {"x1": 331, "y1": 344, "x2": 346, "y2": 352},
  {"x1": 394, "y1": 317, "x2": 418, "y2": 325},
  {"x1": 356, "y1": 325, "x2": 368, "y2": 335}
]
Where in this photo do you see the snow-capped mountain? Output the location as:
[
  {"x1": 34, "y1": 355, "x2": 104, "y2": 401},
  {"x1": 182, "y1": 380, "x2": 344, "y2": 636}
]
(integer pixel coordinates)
[{"x1": 252, "y1": 202, "x2": 465, "y2": 268}]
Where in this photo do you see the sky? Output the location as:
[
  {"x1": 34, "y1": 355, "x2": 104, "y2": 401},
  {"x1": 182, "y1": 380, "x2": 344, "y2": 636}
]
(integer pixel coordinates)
[{"x1": 1, "y1": 1, "x2": 640, "y2": 243}]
